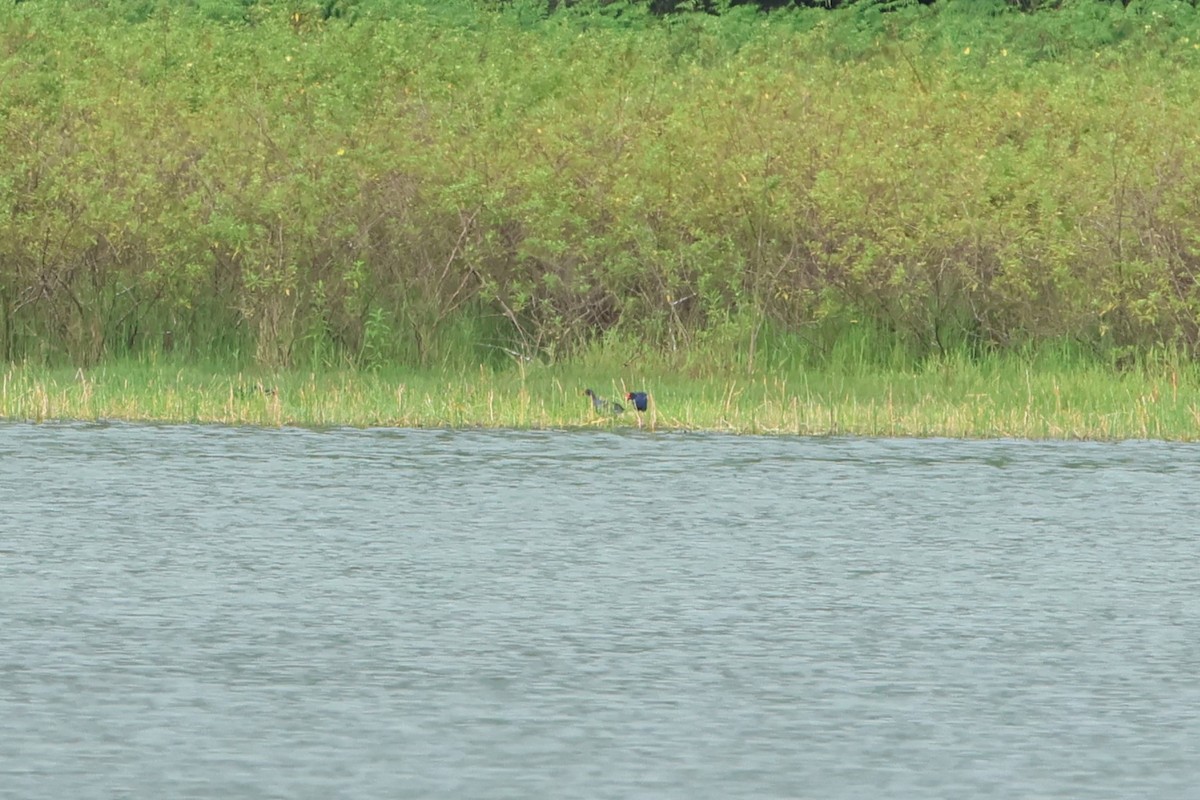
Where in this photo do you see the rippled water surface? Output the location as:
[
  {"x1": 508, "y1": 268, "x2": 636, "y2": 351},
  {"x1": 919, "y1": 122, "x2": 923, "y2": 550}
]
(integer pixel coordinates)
[{"x1": 2, "y1": 423, "x2": 1199, "y2": 799}]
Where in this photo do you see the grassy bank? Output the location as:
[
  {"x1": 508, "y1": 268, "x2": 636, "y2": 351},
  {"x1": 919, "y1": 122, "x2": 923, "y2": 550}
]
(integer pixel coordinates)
[
  {"x1": 4, "y1": 352, "x2": 1200, "y2": 440},
  {"x1": 8, "y1": 0, "x2": 1200, "y2": 437}
]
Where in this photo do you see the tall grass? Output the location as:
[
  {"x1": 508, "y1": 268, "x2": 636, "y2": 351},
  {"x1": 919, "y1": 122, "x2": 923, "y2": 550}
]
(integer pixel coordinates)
[{"x1": 5, "y1": 347, "x2": 1199, "y2": 440}]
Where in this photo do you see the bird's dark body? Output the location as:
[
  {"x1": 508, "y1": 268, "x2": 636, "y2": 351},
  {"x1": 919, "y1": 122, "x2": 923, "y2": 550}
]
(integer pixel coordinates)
[
  {"x1": 584, "y1": 388, "x2": 624, "y2": 414},
  {"x1": 626, "y1": 392, "x2": 648, "y2": 412}
]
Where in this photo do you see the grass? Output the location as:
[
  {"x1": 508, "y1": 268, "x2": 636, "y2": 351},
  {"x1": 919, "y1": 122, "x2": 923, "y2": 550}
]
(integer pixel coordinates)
[{"x1": 4, "y1": 352, "x2": 1200, "y2": 441}]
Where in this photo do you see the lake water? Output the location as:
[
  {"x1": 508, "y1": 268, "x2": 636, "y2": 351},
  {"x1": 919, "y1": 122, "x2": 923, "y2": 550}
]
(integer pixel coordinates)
[{"x1": 1, "y1": 423, "x2": 1198, "y2": 799}]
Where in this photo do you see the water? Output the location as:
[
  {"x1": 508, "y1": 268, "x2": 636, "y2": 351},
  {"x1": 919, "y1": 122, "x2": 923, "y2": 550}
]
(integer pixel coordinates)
[{"x1": 2, "y1": 423, "x2": 1198, "y2": 799}]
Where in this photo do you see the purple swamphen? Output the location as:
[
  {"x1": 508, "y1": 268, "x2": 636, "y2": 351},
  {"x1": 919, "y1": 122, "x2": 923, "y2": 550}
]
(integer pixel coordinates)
[
  {"x1": 584, "y1": 388, "x2": 624, "y2": 414},
  {"x1": 626, "y1": 392, "x2": 648, "y2": 412}
]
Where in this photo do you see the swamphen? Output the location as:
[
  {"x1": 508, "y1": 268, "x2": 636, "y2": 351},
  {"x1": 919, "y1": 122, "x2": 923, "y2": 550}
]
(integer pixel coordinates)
[
  {"x1": 584, "y1": 388, "x2": 624, "y2": 414},
  {"x1": 626, "y1": 391, "x2": 648, "y2": 412}
]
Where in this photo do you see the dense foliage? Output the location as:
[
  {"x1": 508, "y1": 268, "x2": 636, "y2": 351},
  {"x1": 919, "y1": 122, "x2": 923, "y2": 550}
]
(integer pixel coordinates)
[{"x1": 3, "y1": 0, "x2": 1200, "y2": 368}]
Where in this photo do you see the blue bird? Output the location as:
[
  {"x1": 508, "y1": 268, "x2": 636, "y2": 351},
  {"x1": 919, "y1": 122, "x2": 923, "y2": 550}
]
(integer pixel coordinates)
[{"x1": 625, "y1": 391, "x2": 648, "y2": 412}]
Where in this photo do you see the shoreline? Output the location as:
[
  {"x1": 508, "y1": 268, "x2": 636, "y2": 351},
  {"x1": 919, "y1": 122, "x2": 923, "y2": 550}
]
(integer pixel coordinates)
[{"x1": 3, "y1": 360, "x2": 1198, "y2": 442}]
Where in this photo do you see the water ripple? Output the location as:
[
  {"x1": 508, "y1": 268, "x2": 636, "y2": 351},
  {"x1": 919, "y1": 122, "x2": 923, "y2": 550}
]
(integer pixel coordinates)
[{"x1": 2, "y1": 423, "x2": 1199, "y2": 799}]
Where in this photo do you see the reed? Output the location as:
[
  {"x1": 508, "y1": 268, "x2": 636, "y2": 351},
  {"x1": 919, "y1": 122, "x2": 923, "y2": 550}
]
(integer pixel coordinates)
[{"x1": 4, "y1": 350, "x2": 1199, "y2": 441}]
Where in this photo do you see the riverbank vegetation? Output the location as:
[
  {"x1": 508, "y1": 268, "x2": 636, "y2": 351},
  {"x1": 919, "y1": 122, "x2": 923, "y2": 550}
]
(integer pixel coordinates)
[
  {"x1": 4, "y1": 0, "x2": 1200, "y2": 437},
  {"x1": 5, "y1": 344, "x2": 1200, "y2": 439}
]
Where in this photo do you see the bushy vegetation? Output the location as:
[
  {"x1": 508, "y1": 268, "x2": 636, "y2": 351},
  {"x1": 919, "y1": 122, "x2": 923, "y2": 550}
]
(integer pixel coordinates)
[{"x1": 3, "y1": 0, "x2": 1200, "y2": 371}]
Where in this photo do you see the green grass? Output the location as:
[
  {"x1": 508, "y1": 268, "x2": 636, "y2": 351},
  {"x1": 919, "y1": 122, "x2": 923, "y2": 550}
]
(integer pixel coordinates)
[{"x1": 4, "y1": 350, "x2": 1199, "y2": 440}]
